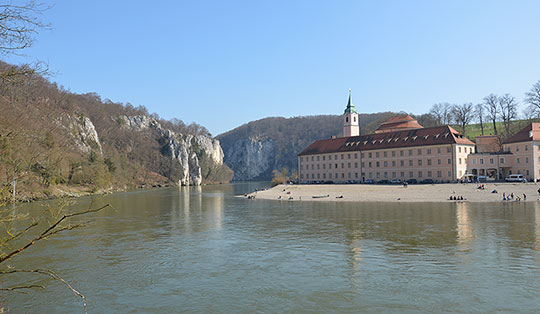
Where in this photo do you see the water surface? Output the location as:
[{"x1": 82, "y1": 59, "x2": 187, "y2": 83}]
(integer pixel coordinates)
[{"x1": 3, "y1": 182, "x2": 540, "y2": 313}]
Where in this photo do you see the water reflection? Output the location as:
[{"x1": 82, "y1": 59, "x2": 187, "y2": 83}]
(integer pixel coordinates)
[{"x1": 456, "y1": 202, "x2": 474, "y2": 249}]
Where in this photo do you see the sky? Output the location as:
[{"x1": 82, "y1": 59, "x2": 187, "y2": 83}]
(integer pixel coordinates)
[{"x1": 6, "y1": 0, "x2": 540, "y2": 135}]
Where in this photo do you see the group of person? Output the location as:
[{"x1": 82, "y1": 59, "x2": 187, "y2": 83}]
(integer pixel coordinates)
[
  {"x1": 502, "y1": 192, "x2": 526, "y2": 201},
  {"x1": 449, "y1": 195, "x2": 465, "y2": 201}
]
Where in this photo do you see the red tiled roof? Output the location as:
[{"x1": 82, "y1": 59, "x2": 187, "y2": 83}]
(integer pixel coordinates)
[
  {"x1": 503, "y1": 123, "x2": 540, "y2": 143},
  {"x1": 298, "y1": 125, "x2": 474, "y2": 156},
  {"x1": 374, "y1": 115, "x2": 424, "y2": 133}
]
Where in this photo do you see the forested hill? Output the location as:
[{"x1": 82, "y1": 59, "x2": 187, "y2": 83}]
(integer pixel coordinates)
[
  {"x1": 217, "y1": 112, "x2": 415, "y2": 181},
  {"x1": 0, "y1": 61, "x2": 233, "y2": 201}
]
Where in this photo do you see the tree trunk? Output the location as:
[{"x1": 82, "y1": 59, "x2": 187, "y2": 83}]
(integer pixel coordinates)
[
  {"x1": 479, "y1": 116, "x2": 484, "y2": 135},
  {"x1": 492, "y1": 119, "x2": 497, "y2": 135}
]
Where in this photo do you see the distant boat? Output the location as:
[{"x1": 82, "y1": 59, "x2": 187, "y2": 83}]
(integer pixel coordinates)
[{"x1": 312, "y1": 195, "x2": 329, "y2": 199}]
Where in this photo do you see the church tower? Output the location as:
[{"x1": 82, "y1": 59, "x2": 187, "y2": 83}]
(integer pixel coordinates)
[{"x1": 343, "y1": 89, "x2": 359, "y2": 137}]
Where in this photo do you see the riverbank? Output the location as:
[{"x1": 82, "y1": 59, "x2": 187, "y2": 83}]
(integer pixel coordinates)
[{"x1": 245, "y1": 183, "x2": 540, "y2": 203}]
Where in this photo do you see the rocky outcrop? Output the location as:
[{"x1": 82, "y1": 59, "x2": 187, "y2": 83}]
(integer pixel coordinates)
[
  {"x1": 119, "y1": 115, "x2": 225, "y2": 186},
  {"x1": 59, "y1": 114, "x2": 103, "y2": 154},
  {"x1": 223, "y1": 137, "x2": 277, "y2": 180}
]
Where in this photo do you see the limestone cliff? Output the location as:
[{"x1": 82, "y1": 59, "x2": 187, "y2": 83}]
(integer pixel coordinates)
[
  {"x1": 58, "y1": 114, "x2": 103, "y2": 154},
  {"x1": 120, "y1": 115, "x2": 228, "y2": 186},
  {"x1": 222, "y1": 137, "x2": 277, "y2": 181}
]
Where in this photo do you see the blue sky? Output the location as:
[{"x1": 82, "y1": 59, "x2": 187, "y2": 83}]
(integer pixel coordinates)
[{"x1": 6, "y1": 0, "x2": 540, "y2": 135}]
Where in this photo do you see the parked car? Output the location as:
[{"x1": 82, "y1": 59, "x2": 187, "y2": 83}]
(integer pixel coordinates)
[
  {"x1": 406, "y1": 179, "x2": 418, "y2": 184},
  {"x1": 420, "y1": 179, "x2": 434, "y2": 184},
  {"x1": 505, "y1": 174, "x2": 526, "y2": 182},
  {"x1": 364, "y1": 179, "x2": 374, "y2": 184},
  {"x1": 390, "y1": 179, "x2": 402, "y2": 184},
  {"x1": 377, "y1": 179, "x2": 390, "y2": 184}
]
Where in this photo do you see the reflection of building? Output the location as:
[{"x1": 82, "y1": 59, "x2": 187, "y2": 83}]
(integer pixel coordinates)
[
  {"x1": 298, "y1": 91, "x2": 475, "y2": 183},
  {"x1": 456, "y1": 202, "x2": 473, "y2": 247},
  {"x1": 467, "y1": 123, "x2": 540, "y2": 181}
]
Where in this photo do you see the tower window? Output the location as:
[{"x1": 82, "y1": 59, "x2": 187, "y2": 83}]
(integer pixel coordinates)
[
  {"x1": 354, "y1": 117, "x2": 356, "y2": 122},
  {"x1": 345, "y1": 117, "x2": 349, "y2": 122}
]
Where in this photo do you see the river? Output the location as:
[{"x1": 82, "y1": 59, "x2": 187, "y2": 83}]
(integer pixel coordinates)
[{"x1": 2, "y1": 182, "x2": 540, "y2": 313}]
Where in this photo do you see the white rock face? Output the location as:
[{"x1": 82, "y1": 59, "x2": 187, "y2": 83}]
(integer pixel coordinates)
[
  {"x1": 59, "y1": 114, "x2": 103, "y2": 154},
  {"x1": 223, "y1": 137, "x2": 276, "y2": 180},
  {"x1": 119, "y1": 115, "x2": 224, "y2": 186}
]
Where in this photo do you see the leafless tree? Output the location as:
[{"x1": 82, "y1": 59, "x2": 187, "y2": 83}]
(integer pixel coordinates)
[
  {"x1": 0, "y1": 1, "x2": 50, "y2": 88},
  {"x1": 452, "y1": 103, "x2": 474, "y2": 136},
  {"x1": 483, "y1": 94, "x2": 499, "y2": 135},
  {"x1": 498, "y1": 93, "x2": 518, "y2": 136},
  {"x1": 525, "y1": 80, "x2": 540, "y2": 117},
  {"x1": 429, "y1": 103, "x2": 453, "y2": 125},
  {"x1": 475, "y1": 103, "x2": 485, "y2": 135}
]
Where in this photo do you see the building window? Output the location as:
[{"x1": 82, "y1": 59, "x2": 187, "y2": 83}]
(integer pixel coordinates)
[
  {"x1": 409, "y1": 160, "x2": 413, "y2": 166},
  {"x1": 409, "y1": 149, "x2": 413, "y2": 156},
  {"x1": 341, "y1": 154, "x2": 344, "y2": 160},
  {"x1": 428, "y1": 171, "x2": 432, "y2": 177},
  {"x1": 384, "y1": 172, "x2": 388, "y2": 178},
  {"x1": 409, "y1": 171, "x2": 413, "y2": 178},
  {"x1": 311, "y1": 156, "x2": 314, "y2": 161},
  {"x1": 427, "y1": 148, "x2": 431, "y2": 155},
  {"x1": 448, "y1": 171, "x2": 451, "y2": 177},
  {"x1": 526, "y1": 170, "x2": 530, "y2": 176},
  {"x1": 317, "y1": 173, "x2": 320, "y2": 179},
  {"x1": 459, "y1": 147, "x2": 462, "y2": 153},
  {"x1": 361, "y1": 153, "x2": 364, "y2": 158},
  {"x1": 392, "y1": 151, "x2": 396, "y2": 157},
  {"x1": 418, "y1": 171, "x2": 423, "y2": 178},
  {"x1": 516, "y1": 146, "x2": 520, "y2": 152},
  {"x1": 329, "y1": 164, "x2": 332, "y2": 169},
  {"x1": 427, "y1": 159, "x2": 432, "y2": 166},
  {"x1": 348, "y1": 173, "x2": 351, "y2": 178},
  {"x1": 354, "y1": 153, "x2": 358, "y2": 159},
  {"x1": 517, "y1": 158, "x2": 520, "y2": 164},
  {"x1": 354, "y1": 162, "x2": 358, "y2": 168},
  {"x1": 418, "y1": 160, "x2": 422, "y2": 166},
  {"x1": 369, "y1": 162, "x2": 372, "y2": 167},
  {"x1": 526, "y1": 157, "x2": 529, "y2": 163},
  {"x1": 317, "y1": 156, "x2": 320, "y2": 161},
  {"x1": 323, "y1": 173, "x2": 326, "y2": 179},
  {"x1": 383, "y1": 152, "x2": 387, "y2": 157},
  {"x1": 301, "y1": 174, "x2": 304, "y2": 179},
  {"x1": 312, "y1": 174, "x2": 315, "y2": 179},
  {"x1": 361, "y1": 162, "x2": 365, "y2": 167},
  {"x1": 392, "y1": 172, "x2": 396, "y2": 178},
  {"x1": 490, "y1": 158, "x2": 494, "y2": 164},
  {"x1": 376, "y1": 172, "x2": 380, "y2": 178},
  {"x1": 437, "y1": 148, "x2": 441, "y2": 154},
  {"x1": 480, "y1": 159, "x2": 484, "y2": 164},
  {"x1": 384, "y1": 161, "x2": 388, "y2": 167},
  {"x1": 400, "y1": 171, "x2": 405, "y2": 177},
  {"x1": 500, "y1": 158, "x2": 504, "y2": 163},
  {"x1": 348, "y1": 153, "x2": 351, "y2": 159},
  {"x1": 300, "y1": 165, "x2": 303, "y2": 170},
  {"x1": 335, "y1": 163, "x2": 338, "y2": 168},
  {"x1": 322, "y1": 164, "x2": 326, "y2": 169},
  {"x1": 447, "y1": 147, "x2": 451, "y2": 153},
  {"x1": 448, "y1": 158, "x2": 451, "y2": 164},
  {"x1": 376, "y1": 152, "x2": 380, "y2": 158},
  {"x1": 392, "y1": 161, "x2": 396, "y2": 167},
  {"x1": 400, "y1": 160, "x2": 404, "y2": 166},
  {"x1": 459, "y1": 158, "x2": 462, "y2": 164},
  {"x1": 323, "y1": 156, "x2": 325, "y2": 161},
  {"x1": 437, "y1": 159, "x2": 441, "y2": 165},
  {"x1": 437, "y1": 170, "x2": 441, "y2": 177},
  {"x1": 317, "y1": 164, "x2": 320, "y2": 169},
  {"x1": 355, "y1": 172, "x2": 358, "y2": 178},
  {"x1": 342, "y1": 173, "x2": 345, "y2": 178},
  {"x1": 376, "y1": 161, "x2": 380, "y2": 167},
  {"x1": 342, "y1": 163, "x2": 345, "y2": 168},
  {"x1": 369, "y1": 172, "x2": 372, "y2": 178},
  {"x1": 369, "y1": 153, "x2": 372, "y2": 158},
  {"x1": 473, "y1": 159, "x2": 476, "y2": 164},
  {"x1": 335, "y1": 173, "x2": 338, "y2": 179},
  {"x1": 348, "y1": 162, "x2": 351, "y2": 168},
  {"x1": 400, "y1": 150, "x2": 404, "y2": 156},
  {"x1": 418, "y1": 149, "x2": 422, "y2": 155},
  {"x1": 311, "y1": 164, "x2": 314, "y2": 170}
]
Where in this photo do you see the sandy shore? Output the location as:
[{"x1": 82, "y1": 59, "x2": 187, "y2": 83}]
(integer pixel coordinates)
[{"x1": 244, "y1": 183, "x2": 540, "y2": 203}]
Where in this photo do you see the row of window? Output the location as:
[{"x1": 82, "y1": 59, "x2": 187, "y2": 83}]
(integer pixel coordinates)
[
  {"x1": 301, "y1": 170, "x2": 452, "y2": 180},
  {"x1": 300, "y1": 146, "x2": 474, "y2": 163},
  {"x1": 505, "y1": 144, "x2": 539, "y2": 152},
  {"x1": 301, "y1": 158, "x2": 454, "y2": 171}
]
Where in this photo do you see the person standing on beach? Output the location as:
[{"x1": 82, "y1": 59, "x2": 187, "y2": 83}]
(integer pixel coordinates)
[{"x1": 523, "y1": 193, "x2": 526, "y2": 200}]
